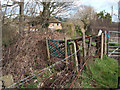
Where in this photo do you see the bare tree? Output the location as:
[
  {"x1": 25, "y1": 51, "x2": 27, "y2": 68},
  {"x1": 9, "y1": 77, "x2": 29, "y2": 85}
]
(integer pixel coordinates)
[
  {"x1": 24, "y1": 0, "x2": 74, "y2": 28},
  {"x1": 41, "y1": 1, "x2": 74, "y2": 27},
  {"x1": 2, "y1": 0, "x2": 75, "y2": 33},
  {"x1": 2, "y1": 0, "x2": 24, "y2": 36},
  {"x1": 70, "y1": 5, "x2": 95, "y2": 30}
]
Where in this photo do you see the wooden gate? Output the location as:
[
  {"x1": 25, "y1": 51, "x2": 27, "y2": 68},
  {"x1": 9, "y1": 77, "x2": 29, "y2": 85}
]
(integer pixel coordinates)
[{"x1": 108, "y1": 31, "x2": 120, "y2": 58}]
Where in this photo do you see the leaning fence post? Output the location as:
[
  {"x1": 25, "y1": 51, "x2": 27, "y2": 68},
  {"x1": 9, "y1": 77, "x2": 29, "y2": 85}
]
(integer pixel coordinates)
[
  {"x1": 46, "y1": 37, "x2": 50, "y2": 60},
  {"x1": 75, "y1": 40, "x2": 81, "y2": 68},
  {"x1": 81, "y1": 28, "x2": 86, "y2": 63},
  {"x1": 65, "y1": 37, "x2": 68, "y2": 67},
  {"x1": 73, "y1": 42, "x2": 78, "y2": 72},
  {"x1": 101, "y1": 33, "x2": 104, "y2": 59},
  {"x1": 104, "y1": 31, "x2": 107, "y2": 55}
]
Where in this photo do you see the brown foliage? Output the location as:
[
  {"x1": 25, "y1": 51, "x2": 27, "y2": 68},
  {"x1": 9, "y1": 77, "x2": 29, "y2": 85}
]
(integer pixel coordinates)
[{"x1": 2, "y1": 31, "x2": 65, "y2": 82}]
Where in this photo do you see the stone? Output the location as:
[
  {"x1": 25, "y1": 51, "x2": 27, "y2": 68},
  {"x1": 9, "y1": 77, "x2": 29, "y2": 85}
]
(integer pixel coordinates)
[
  {"x1": 0, "y1": 81, "x2": 2, "y2": 90},
  {"x1": 0, "y1": 74, "x2": 14, "y2": 87}
]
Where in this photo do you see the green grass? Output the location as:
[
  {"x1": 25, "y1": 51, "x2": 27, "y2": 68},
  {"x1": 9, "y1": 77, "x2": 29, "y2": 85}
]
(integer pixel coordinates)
[
  {"x1": 109, "y1": 42, "x2": 120, "y2": 47},
  {"x1": 83, "y1": 55, "x2": 119, "y2": 88},
  {"x1": 26, "y1": 76, "x2": 38, "y2": 88}
]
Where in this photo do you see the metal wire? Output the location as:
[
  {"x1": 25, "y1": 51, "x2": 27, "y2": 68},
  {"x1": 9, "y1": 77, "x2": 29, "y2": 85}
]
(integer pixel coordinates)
[
  {"x1": 108, "y1": 47, "x2": 119, "y2": 56},
  {"x1": 6, "y1": 48, "x2": 81, "y2": 88}
]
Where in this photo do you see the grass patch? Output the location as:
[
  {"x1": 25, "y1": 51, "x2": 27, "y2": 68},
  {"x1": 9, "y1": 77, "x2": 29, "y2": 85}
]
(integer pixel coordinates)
[
  {"x1": 83, "y1": 55, "x2": 119, "y2": 88},
  {"x1": 109, "y1": 43, "x2": 120, "y2": 47}
]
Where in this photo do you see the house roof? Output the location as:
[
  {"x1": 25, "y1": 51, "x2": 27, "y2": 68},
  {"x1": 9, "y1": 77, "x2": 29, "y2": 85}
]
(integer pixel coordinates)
[{"x1": 49, "y1": 17, "x2": 61, "y2": 23}]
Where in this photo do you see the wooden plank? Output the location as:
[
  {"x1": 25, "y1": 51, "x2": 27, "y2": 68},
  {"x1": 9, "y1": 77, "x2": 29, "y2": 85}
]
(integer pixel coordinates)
[
  {"x1": 101, "y1": 33, "x2": 104, "y2": 59},
  {"x1": 75, "y1": 40, "x2": 81, "y2": 64},
  {"x1": 82, "y1": 28, "x2": 86, "y2": 63},
  {"x1": 67, "y1": 35, "x2": 92, "y2": 42},
  {"x1": 46, "y1": 37, "x2": 50, "y2": 60},
  {"x1": 107, "y1": 31, "x2": 109, "y2": 56},
  {"x1": 104, "y1": 31, "x2": 107, "y2": 55},
  {"x1": 73, "y1": 42, "x2": 78, "y2": 72}
]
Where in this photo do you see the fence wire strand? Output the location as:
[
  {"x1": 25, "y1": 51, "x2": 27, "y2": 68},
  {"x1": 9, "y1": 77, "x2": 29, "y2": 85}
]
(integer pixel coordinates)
[
  {"x1": 6, "y1": 36, "x2": 102, "y2": 89},
  {"x1": 6, "y1": 48, "x2": 81, "y2": 88}
]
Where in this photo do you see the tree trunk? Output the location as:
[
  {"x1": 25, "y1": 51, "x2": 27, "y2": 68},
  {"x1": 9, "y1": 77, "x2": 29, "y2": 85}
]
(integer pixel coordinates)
[
  {"x1": 19, "y1": 0, "x2": 24, "y2": 36},
  {"x1": 41, "y1": 2, "x2": 50, "y2": 28}
]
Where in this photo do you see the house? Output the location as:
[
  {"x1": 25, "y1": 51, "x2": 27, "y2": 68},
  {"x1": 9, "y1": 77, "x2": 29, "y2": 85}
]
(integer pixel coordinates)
[
  {"x1": 24, "y1": 16, "x2": 63, "y2": 32},
  {"x1": 48, "y1": 17, "x2": 62, "y2": 31},
  {"x1": 24, "y1": 16, "x2": 41, "y2": 32}
]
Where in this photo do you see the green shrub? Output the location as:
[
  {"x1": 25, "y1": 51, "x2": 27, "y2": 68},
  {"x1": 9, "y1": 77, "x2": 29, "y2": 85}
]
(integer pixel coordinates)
[
  {"x1": 85, "y1": 39, "x2": 96, "y2": 46},
  {"x1": 75, "y1": 25, "x2": 82, "y2": 35}
]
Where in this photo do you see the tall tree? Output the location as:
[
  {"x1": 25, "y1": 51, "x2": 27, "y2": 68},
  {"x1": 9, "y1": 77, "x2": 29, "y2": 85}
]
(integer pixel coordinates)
[
  {"x1": 97, "y1": 10, "x2": 112, "y2": 22},
  {"x1": 40, "y1": 1, "x2": 74, "y2": 28},
  {"x1": 69, "y1": 5, "x2": 95, "y2": 30},
  {"x1": 2, "y1": 0, "x2": 25, "y2": 36},
  {"x1": 2, "y1": 0, "x2": 75, "y2": 30},
  {"x1": 24, "y1": 0, "x2": 74, "y2": 28}
]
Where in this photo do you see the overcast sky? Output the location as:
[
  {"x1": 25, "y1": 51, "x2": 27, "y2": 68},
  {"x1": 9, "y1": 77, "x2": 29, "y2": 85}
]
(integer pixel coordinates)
[
  {"x1": 73, "y1": 0, "x2": 119, "y2": 22},
  {"x1": 1, "y1": 0, "x2": 120, "y2": 22}
]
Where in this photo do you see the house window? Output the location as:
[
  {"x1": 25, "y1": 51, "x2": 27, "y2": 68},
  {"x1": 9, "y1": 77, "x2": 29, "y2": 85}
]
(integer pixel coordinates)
[
  {"x1": 30, "y1": 23, "x2": 34, "y2": 27},
  {"x1": 32, "y1": 23, "x2": 34, "y2": 27},
  {"x1": 53, "y1": 23, "x2": 54, "y2": 27},
  {"x1": 57, "y1": 23, "x2": 59, "y2": 26}
]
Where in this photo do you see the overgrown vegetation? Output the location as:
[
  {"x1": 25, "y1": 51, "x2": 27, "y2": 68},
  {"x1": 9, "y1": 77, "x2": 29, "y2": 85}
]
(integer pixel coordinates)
[
  {"x1": 85, "y1": 39, "x2": 96, "y2": 46},
  {"x1": 82, "y1": 55, "x2": 119, "y2": 88},
  {"x1": 2, "y1": 23, "x2": 18, "y2": 48}
]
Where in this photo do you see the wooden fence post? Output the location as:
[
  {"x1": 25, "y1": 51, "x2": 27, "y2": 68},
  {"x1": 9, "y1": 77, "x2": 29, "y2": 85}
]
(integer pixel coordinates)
[
  {"x1": 75, "y1": 40, "x2": 81, "y2": 67},
  {"x1": 104, "y1": 31, "x2": 107, "y2": 55},
  {"x1": 73, "y1": 42, "x2": 78, "y2": 72},
  {"x1": 69, "y1": 45, "x2": 72, "y2": 60},
  {"x1": 101, "y1": 33, "x2": 104, "y2": 59},
  {"x1": 46, "y1": 37, "x2": 50, "y2": 60},
  {"x1": 107, "y1": 31, "x2": 109, "y2": 56},
  {"x1": 81, "y1": 28, "x2": 86, "y2": 63},
  {"x1": 72, "y1": 43, "x2": 75, "y2": 62},
  {"x1": 88, "y1": 37, "x2": 92, "y2": 56},
  {"x1": 65, "y1": 37, "x2": 68, "y2": 67}
]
